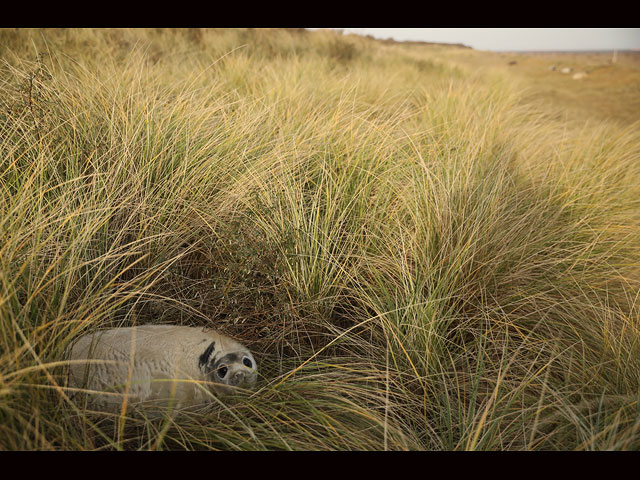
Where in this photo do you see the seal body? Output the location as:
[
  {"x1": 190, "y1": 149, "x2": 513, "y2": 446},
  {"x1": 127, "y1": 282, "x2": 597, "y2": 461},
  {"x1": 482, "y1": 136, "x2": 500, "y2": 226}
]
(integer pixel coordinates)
[{"x1": 67, "y1": 325, "x2": 257, "y2": 413}]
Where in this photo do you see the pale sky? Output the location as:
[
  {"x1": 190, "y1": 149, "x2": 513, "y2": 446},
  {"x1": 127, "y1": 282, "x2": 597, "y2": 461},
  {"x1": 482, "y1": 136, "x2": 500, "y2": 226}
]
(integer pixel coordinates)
[{"x1": 323, "y1": 28, "x2": 640, "y2": 52}]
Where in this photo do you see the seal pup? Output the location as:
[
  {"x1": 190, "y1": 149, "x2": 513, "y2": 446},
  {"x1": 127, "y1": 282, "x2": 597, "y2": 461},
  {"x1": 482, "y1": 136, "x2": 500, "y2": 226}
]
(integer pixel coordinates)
[{"x1": 67, "y1": 325, "x2": 257, "y2": 413}]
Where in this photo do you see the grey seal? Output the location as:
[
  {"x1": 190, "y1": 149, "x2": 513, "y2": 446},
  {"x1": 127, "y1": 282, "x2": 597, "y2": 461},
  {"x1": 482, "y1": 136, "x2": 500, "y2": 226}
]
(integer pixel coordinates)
[{"x1": 67, "y1": 325, "x2": 258, "y2": 413}]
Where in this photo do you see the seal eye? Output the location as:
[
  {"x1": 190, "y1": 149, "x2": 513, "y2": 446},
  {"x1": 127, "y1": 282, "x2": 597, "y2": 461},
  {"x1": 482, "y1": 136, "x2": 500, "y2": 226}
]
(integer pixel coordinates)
[
  {"x1": 242, "y1": 357, "x2": 253, "y2": 368},
  {"x1": 217, "y1": 366, "x2": 228, "y2": 378}
]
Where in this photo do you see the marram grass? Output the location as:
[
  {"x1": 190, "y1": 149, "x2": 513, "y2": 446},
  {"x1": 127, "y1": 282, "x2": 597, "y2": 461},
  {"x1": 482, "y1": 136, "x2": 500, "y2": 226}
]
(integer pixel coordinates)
[{"x1": 1, "y1": 28, "x2": 639, "y2": 450}]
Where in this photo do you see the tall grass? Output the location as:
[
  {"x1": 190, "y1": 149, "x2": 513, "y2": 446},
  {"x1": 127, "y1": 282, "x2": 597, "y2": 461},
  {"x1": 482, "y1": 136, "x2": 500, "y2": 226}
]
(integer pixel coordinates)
[{"x1": 1, "y1": 28, "x2": 639, "y2": 450}]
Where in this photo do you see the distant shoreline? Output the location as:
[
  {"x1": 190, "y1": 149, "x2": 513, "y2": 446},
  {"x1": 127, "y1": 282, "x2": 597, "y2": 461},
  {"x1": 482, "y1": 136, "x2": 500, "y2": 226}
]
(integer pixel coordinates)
[{"x1": 495, "y1": 49, "x2": 640, "y2": 54}]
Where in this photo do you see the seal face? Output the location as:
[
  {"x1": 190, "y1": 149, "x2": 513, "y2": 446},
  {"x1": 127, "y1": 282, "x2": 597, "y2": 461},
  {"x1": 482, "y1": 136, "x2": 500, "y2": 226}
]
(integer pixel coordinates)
[{"x1": 198, "y1": 342, "x2": 258, "y2": 394}]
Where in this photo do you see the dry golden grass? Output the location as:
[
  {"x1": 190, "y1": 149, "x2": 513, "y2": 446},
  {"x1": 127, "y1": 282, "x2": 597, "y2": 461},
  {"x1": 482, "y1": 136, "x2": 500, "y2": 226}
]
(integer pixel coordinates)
[
  {"x1": 428, "y1": 46, "x2": 640, "y2": 127},
  {"x1": 0, "y1": 28, "x2": 639, "y2": 450}
]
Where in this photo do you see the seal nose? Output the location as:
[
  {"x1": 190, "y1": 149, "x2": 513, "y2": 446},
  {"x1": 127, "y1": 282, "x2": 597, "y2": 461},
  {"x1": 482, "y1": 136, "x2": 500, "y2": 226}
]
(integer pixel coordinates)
[{"x1": 229, "y1": 371, "x2": 246, "y2": 386}]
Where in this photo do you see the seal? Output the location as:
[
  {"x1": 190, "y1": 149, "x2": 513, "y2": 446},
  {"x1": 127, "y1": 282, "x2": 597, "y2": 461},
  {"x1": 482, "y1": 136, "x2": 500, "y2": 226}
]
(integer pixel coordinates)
[{"x1": 67, "y1": 325, "x2": 258, "y2": 413}]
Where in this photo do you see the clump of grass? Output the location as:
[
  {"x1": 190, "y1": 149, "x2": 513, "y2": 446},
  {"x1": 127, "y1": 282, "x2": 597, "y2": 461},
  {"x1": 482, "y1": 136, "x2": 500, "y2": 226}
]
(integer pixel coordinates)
[{"x1": 1, "y1": 28, "x2": 639, "y2": 450}]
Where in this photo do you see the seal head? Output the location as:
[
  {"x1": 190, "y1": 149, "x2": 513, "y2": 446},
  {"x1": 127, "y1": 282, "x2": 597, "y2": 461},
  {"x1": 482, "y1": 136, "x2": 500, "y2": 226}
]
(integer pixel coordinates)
[{"x1": 198, "y1": 340, "x2": 258, "y2": 394}]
